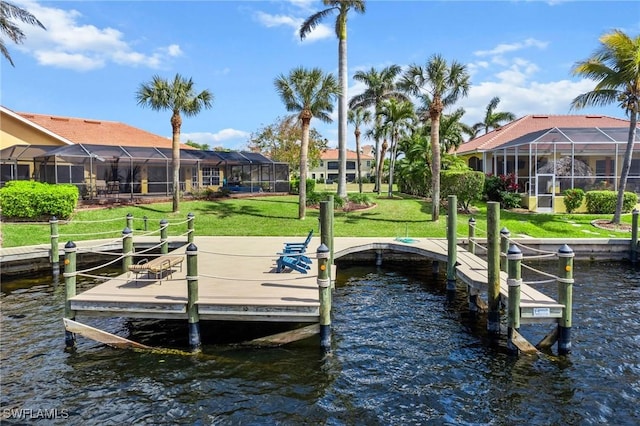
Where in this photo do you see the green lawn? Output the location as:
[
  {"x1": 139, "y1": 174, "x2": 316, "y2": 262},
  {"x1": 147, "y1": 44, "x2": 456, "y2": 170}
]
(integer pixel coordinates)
[{"x1": 0, "y1": 193, "x2": 636, "y2": 248}]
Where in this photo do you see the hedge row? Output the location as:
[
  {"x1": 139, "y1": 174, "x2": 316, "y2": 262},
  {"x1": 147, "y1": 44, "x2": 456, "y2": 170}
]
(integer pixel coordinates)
[
  {"x1": 584, "y1": 190, "x2": 638, "y2": 214},
  {"x1": 0, "y1": 181, "x2": 79, "y2": 220}
]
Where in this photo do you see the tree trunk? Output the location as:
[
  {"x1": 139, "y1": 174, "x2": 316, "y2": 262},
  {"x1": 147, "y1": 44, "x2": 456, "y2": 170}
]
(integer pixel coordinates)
[
  {"x1": 337, "y1": 36, "x2": 348, "y2": 200},
  {"x1": 388, "y1": 131, "x2": 396, "y2": 198},
  {"x1": 171, "y1": 111, "x2": 182, "y2": 213},
  {"x1": 378, "y1": 139, "x2": 388, "y2": 190},
  {"x1": 612, "y1": 111, "x2": 638, "y2": 224},
  {"x1": 374, "y1": 114, "x2": 382, "y2": 194},
  {"x1": 299, "y1": 114, "x2": 311, "y2": 220},
  {"x1": 430, "y1": 100, "x2": 443, "y2": 221},
  {"x1": 355, "y1": 128, "x2": 363, "y2": 193}
]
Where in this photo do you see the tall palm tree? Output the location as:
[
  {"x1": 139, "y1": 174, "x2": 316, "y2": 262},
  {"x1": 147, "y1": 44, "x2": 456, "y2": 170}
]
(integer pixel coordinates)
[
  {"x1": 472, "y1": 97, "x2": 516, "y2": 136},
  {"x1": 571, "y1": 29, "x2": 640, "y2": 224},
  {"x1": 350, "y1": 64, "x2": 407, "y2": 194},
  {"x1": 378, "y1": 99, "x2": 415, "y2": 198},
  {"x1": 275, "y1": 67, "x2": 340, "y2": 219},
  {"x1": 440, "y1": 108, "x2": 473, "y2": 153},
  {"x1": 347, "y1": 106, "x2": 372, "y2": 193},
  {"x1": 1, "y1": 1, "x2": 45, "y2": 67},
  {"x1": 400, "y1": 54, "x2": 470, "y2": 221},
  {"x1": 136, "y1": 74, "x2": 214, "y2": 213},
  {"x1": 300, "y1": 0, "x2": 366, "y2": 201}
]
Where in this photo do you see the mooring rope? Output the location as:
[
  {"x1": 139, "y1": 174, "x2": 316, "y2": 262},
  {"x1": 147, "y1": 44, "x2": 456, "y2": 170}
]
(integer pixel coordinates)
[
  {"x1": 60, "y1": 229, "x2": 124, "y2": 238},
  {"x1": 521, "y1": 262, "x2": 559, "y2": 281},
  {"x1": 63, "y1": 217, "x2": 125, "y2": 224},
  {"x1": 133, "y1": 241, "x2": 166, "y2": 254},
  {"x1": 507, "y1": 238, "x2": 557, "y2": 255},
  {"x1": 73, "y1": 253, "x2": 127, "y2": 274},
  {"x1": 523, "y1": 278, "x2": 558, "y2": 285}
]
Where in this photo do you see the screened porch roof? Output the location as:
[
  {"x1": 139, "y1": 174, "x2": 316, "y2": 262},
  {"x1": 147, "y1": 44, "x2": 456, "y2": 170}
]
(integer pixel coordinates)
[
  {"x1": 28, "y1": 143, "x2": 279, "y2": 165},
  {"x1": 493, "y1": 127, "x2": 640, "y2": 155}
]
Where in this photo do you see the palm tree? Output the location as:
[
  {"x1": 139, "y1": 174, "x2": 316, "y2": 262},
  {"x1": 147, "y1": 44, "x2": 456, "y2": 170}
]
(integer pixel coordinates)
[
  {"x1": 400, "y1": 54, "x2": 470, "y2": 221},
  {"x1": 347, "y1": 106, "x2": 372, "y2": 193},
  {"x1": 350, "y1": 64, "x2": 407, "y2": 194},
  {"x1": 571, "y1": 29, "x2": 640, "y2": 224},
  {"x1": 440, "y1": 108, "x2": 474, "y2": 153},
  {"x1": 378, "y1": 99, "x2": 415, "y2": 198},
  {"x1": 136, "y1": 74, "x2": 214, "y2": 213},
  {"x1": 300, "y1": 0, "x2": 366, "y2": 201},
  {"x1": 472, "y1": 97, "x2": 516, "y2": 136},
  {"x1": 1, "y1": 1, "x2": 45, "y2": 67},
  {"x1": 275, "y1": 67, "x2": 340, "y2": 219}
]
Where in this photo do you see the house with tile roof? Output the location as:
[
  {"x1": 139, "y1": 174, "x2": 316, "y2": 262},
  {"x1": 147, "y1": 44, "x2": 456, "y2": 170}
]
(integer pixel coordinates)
[
  {"x1": 308, "y1": 148, "x2": 375, "y2": 184},
  {"x1": 454, "y1": 114, "x2": 640, "y2": 213},
  {"x1": 0, "y1": 105, "x2": 289, "y2": 198}
]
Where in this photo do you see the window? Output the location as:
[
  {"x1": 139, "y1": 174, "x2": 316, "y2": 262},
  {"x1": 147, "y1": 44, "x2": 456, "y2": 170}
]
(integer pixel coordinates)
[
  {"x1": 327, "y1": 161, "x2": 339, "y2": 170},
  {"x1": 347, "y1": 161, "x2": 356, "y2": 170},
  {"x1": 202, "y1": 167, "x2": 220, "y2": 186}
]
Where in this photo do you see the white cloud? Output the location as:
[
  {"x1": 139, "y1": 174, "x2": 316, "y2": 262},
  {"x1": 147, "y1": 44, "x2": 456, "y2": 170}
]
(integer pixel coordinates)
[
  {"x1": 13, "y1": 0, "x2": 182, "y2": 71},
  {"x1": 253, "y1": 10, "x2": 333, "y2": 42},
  {"x1": 474, "y1": 38, "x2": 549, "y2": 57},
  {"x1": 182, "y1": 129, "x2": 251, "y2": 150}
]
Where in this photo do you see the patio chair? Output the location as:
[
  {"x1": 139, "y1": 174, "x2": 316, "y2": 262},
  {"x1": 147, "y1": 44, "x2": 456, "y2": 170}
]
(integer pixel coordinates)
[
  {"x1": 128, "y1": 255, "x2": 184, "y2": 280},
  {"x1": 276, "y1": 253, "x2": 311, "y2": 274},
  {"x1": 281, "y1": 230, "x2": 313, "y2": 263}
]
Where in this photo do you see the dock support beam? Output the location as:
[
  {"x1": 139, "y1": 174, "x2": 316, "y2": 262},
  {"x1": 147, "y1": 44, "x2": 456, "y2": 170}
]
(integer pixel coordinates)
[
  {"x1": 126, "y1": 213, "x2": 133, "y2": 231},
  {"x1": 122, "y1": 227, "x2": 133, "y2": 273},
  {"x1": 446, "y1": 195, "x2": 457, "y2": 298},
  {"x1": 63, "y1": 241, "x2": 77, "y2": 350},
  {"x1": 160, "y1": 219, "x2": 169, "y2": 254},
  {"x1": 631, "y1": 209, "x2": 638, "y2": 265},
  {"x1": 557, "y1": 244, "x2": 574, "y2": 355},
  {"x1": 487, "y1": 202, "x2": 501, "y2": 336},
  {"x1": 468, "y1": 217, "x2": 476, "y2": 255},
  {"x1": 506, "y1": 244, "x2": 522, "y2": 355},
  {"x1": 500, "y1": 227, "x2": 510, "y2": 272},
  {"x1": 316, "y1": 244, "x2": 331, "y2": 352},
  {"x1": 187, "y1": 212, "x2": 195, "y2": 244},
  {"x1": 50, "y1": 216, "x2": 59, "y2": 275},
  {"x1": 186, "y1": 243, "x2": 201, "y2": 352}
]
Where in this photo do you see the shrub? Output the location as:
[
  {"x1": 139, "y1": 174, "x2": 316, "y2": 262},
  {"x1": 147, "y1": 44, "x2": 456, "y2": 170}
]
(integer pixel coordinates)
[
  {"x1": 0, "y1": 181, "x2": 78, "y2": 220},
  {"x1": 585, "y1": 190, "x2": 638, "y2": 214},
  {"x1": 347, "y1": 193, "x2": 373, "y2": 206},
  {"x1": 305, "y1": 191, "x2": 345, "y2": 208},
  {"x1": 484, "y1": 173, "x2": 518, "y2": 202},
  {"x1": 441, "y1": 170, "x2": 485, "y2": 211},
  {"x1": 562, "y1": 188, "x2": 585, "y2": 213},
  {"x1": 499, "y1": 191, "x2": 522, "y2": 209},
  {"x1": 290, "y1": 178, "x2": 316, "y2": 195}
]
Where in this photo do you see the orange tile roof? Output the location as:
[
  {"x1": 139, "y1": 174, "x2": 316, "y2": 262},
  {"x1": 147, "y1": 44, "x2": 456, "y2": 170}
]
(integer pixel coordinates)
[
  {"x1": 17, "y1": 112, "x2": 180, "y2": 149},
  {"x1": 321, "y1": 148, "x2": 374, "y2": 160},
  {"x1": 456, "y1": 114, "x2": 633, "y2": 154}
]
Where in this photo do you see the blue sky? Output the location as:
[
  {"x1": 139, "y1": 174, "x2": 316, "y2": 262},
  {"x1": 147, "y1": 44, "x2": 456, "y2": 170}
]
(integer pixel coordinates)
[{"x1": 2, "y1": 0, "x2": 639, "y2": 151}]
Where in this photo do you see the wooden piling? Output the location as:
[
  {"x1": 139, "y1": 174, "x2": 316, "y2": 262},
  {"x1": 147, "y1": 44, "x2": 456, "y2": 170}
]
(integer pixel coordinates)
[
  {"x1": 487, "y1": 202, "x2": 501, "y2": 335},
  {"x1": 500, "y1": 227, "x2": 510, "y2": 272},
  {"x1": 126, "y1": 213, "x2": 133, "y2": 231},
  {"x1": 187, "y1": 212, "x2": 195, "y2": 244},
  {"x1": 186, "y1": 243, "x2": 201, "y2": 352},
  {"x1": 506, "y1": 244, "x2": 522, "y2": 354},
  {"x1": 446, "y1": 195, "x2": 458, "y2": 297},
  {"x1": 50, "y1": 216, "x2": 59, "y2": 273},
  {"x1": 143, "y1": 216, "x2": 148, "y2": 232},
  {"x1": 468, "y1": 217, "x2": 476, "y2": 255},
  {"x1": 316, "y1": 243, "x2": 331, "y2": 352},
  {"x1": 63, "y1": 241, "x2": 77, "y2": 349},
  {"x1": 557, "y1": 244, "x2": 574, "y2": 355},
  {"x1": 122, "y1": 227, "x2": 133, "y2": 273},
  {"x1": 631, "y1": 209, "x2": 638, "y2": 264},
  {"x1": 160, "y1": 219, "x2": 169, "y2": 254}
]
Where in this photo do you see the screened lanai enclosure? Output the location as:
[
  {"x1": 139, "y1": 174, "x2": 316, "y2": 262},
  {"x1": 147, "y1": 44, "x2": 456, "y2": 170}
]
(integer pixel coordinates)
[
  {"x1": 483, "y1": 127, "x2": 640, "y2": 212},
  {"x1": 0, "y1": 144, "x2": 290, "y2": 200}
]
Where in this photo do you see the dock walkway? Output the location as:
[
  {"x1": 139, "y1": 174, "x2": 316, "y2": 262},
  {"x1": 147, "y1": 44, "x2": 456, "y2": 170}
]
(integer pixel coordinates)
[{"x1": 64, "y1": 237, "x2": 562, "y2": 324}]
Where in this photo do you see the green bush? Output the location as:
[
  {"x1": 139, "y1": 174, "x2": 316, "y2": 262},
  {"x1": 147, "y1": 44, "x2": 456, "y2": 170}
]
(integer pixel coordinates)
[
  {"x1": 499, "y1": 191, "x2": 522, "y2": 209},
  {"x1": 562, "y1": 188, "x2": 585, "y2": 213},
  {"x1": 305, "y1": 191, "x2": 346, "y2": 208},
  {"x1": 290, "y1": 178, "x2": 316, "y2": 195},
  {"x1": 347, "y1": 193, "x2": 373, "y2": 206},
  {"x1": 441, "y1": 170, "x2": 485, "y2": 211},
  {"x1": 585, "y1": 190, "x2": 638, "y2": 214},
  {"x1": 0, "y1": 181, "x2": 78, "y2": 220}
]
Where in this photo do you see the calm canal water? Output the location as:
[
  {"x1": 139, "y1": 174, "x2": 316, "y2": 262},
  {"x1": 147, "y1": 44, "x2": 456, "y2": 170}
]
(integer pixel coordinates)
[{"x1": 1, "y1": 261, "x2": 638, "y2": 425}]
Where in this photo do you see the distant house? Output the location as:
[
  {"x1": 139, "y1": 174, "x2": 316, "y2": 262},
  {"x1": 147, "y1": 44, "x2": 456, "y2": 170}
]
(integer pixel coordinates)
[
  {"x1": 455, "y1": 114, "x2": 640, "y2": 213},
  {"x1": 0, "y1": 106, "x2": 289, "y2": 198},
  {"x1": 309, "y1": 148, "x2": 375, "y2": 183}
]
